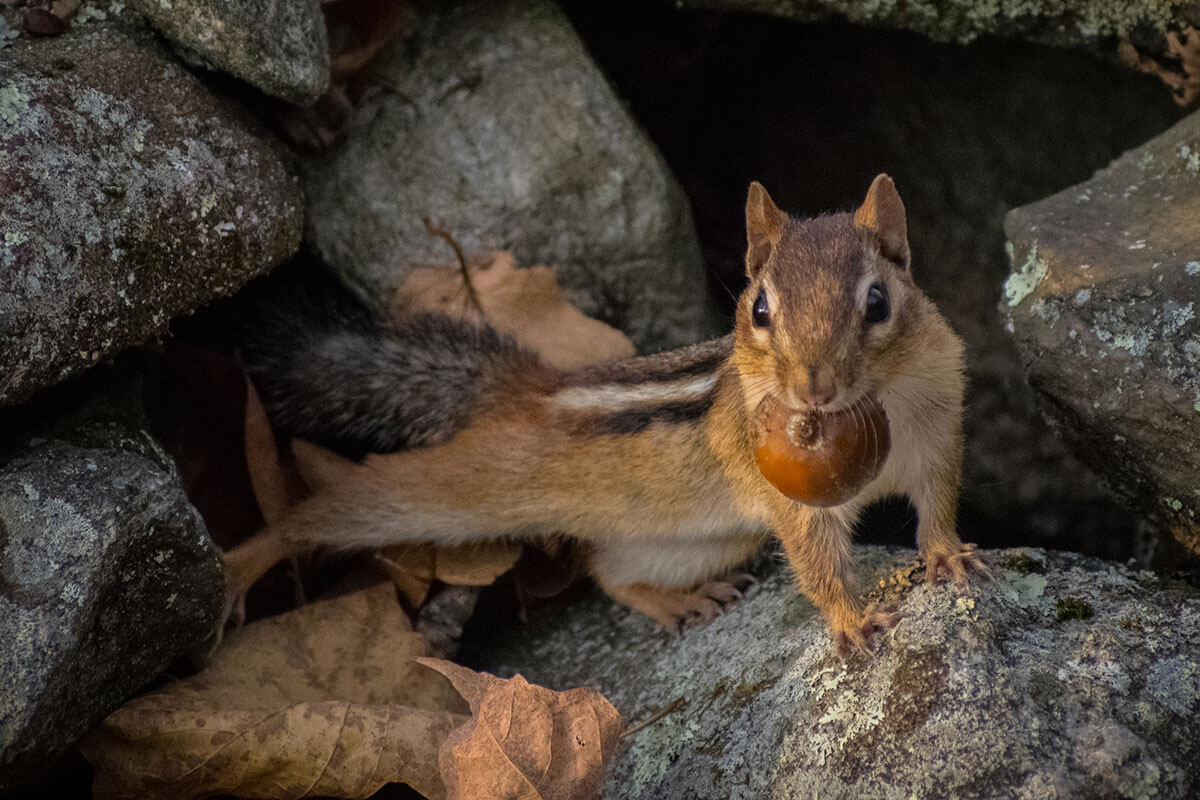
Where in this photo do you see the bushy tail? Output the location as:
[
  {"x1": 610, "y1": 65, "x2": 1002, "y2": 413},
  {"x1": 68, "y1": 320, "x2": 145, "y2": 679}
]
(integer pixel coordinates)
[{"x1": 240, "y1": 263, "x2": 527, "y2": 459}]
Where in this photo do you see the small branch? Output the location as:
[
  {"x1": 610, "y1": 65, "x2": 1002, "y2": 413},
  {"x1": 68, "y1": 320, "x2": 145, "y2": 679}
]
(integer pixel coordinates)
[
  {"x1": 620, "y1": 696, "x2": 687, "y2": 740},
  {"x1": 423, "y1": 217, "x2": 483, "y2": 314}
]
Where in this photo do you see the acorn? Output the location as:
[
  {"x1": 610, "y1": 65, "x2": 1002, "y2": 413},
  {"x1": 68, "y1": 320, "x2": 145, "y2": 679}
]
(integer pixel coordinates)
[{"x1": 752, "y1": 392, "x2": 890, "y2": 507}]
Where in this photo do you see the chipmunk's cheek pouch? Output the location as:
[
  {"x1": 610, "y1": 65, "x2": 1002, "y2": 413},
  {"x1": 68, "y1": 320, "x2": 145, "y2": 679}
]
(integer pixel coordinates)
[{"x1": 752, "y1": 393, "x2": 891, "y2": 506}]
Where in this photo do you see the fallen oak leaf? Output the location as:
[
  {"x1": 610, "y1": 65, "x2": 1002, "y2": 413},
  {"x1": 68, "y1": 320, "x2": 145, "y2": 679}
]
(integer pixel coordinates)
[
  {"x1": 80, "y1": 584, "x2": 467, "y2": 800},
  {"x1": 416, "y1": 659, "x2": 622, "y2": 800}
]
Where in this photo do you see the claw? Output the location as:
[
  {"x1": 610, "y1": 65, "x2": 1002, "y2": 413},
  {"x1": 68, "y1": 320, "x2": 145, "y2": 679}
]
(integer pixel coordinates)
[
  {"x1": 924, "y1": 543, "x2": 990, "y2": 587},
  {"x1": 699, "y1": 581, "x2": 743, "y2": 605},
  {"x1": 725, "y1": 572, "x2": 758, "y2": 592},
  {"x1": 835, "y1": 601, "x2": 901, "y2": 659}
]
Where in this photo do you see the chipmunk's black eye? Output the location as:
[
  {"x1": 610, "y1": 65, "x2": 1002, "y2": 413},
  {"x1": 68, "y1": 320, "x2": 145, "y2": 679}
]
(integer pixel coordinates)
[
  {"x1": 752, "y1": 288, "x2": 770, "y2": 328},
  {"x1": 864, "y1": 282, "x2": 889, "y2": 324}
]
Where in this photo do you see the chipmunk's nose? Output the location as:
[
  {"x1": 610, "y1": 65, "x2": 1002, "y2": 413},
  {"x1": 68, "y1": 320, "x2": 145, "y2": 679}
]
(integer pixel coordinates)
[
  {"x1": 801, "y1": 386, "x2": 837, "y2": 409},
  {"x1": 795, "y1": 365, "x2": 838, "y2": 409}
]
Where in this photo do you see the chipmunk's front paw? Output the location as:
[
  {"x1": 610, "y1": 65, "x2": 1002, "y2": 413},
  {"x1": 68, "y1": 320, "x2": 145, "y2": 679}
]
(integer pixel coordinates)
[
  {"x1": 606, "y1": 574, "x2": 754, "y2": 636},
  {"x1": 922, "y1": 543, "x2": 990, "y2": 588},
  {"x1": 835, "y1": 602, "x2": 901, "y2": 659}
]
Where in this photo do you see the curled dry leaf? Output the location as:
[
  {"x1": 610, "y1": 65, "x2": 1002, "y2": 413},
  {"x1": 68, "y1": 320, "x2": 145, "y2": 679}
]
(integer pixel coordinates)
[
  {"x1": 417, "y1": 659, "x2": 623, "y2": 800},
  {"x1": 79, "y1": 584, "x2": 468, "y2": 800}
]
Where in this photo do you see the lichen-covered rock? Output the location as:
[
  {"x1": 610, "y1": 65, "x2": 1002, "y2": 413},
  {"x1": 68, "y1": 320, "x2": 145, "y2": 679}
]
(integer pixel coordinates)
[
  {"x1": 304, "y1": 0, "x2": 713, "y2": 351},
  {"x1": 0, "y1": 21, "x2": 303, "y2": 408},
  {"x1": 471, "y1": 547, "x2": 1200, "y2": 799},
  {"x1": 0, "y1": 419, "x2": 223, "y2": 793},
  {"x1": 1003, "y1": 110, "x2": 1200, "y2": 555},
  {"x1": 123, "y1": 0, "x2": 329, "y2": 104},
  {"x1": 662, "y1": 0, "x2": 1200, "y2": 49}
]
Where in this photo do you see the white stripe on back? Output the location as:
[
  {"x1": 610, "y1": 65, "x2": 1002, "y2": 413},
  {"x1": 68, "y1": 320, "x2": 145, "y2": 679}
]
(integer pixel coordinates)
[{"x1": 552, "y1": 373, "x2": 720, "y2": 412}]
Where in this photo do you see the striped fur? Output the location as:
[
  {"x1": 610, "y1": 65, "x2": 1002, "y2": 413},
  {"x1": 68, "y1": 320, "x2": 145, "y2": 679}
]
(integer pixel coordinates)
[
  {"x1": 222, "y1": 174, "x2": 982, "y2": 651},
  {"x1": 243, "y1": 264, "x2": 734, "y2": 455},
  {"x1": 551, "y1": 337, "x2": 731, "y2": 437},
  {"x1": 240, "y1": 264, "x2": 554, "y2": 459}
]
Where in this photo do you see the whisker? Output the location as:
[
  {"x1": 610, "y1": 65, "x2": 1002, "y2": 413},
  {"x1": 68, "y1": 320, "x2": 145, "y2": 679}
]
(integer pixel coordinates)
[{"x1": 866, "y1": 398, "x2": 880, "y2": 464}]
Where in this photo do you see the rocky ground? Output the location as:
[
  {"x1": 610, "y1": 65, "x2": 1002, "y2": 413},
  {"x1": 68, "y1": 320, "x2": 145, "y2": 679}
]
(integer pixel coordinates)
[
  {"x1": 468, "y1": 547, "x2": 1200, "y2": 799},
  {"x1": 2, "y1": 0, "x2": 1200, "y2": 796}
]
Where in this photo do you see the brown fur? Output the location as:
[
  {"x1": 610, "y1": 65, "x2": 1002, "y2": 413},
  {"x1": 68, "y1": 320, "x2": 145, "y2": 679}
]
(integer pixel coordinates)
[{"x1": 221, "y1": 174, "x2": 986, "y2": 655}]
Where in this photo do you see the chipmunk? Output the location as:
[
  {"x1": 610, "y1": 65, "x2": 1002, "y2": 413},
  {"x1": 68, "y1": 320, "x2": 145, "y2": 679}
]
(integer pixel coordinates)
[{"x1": 227, "y1": 174, "x2": 987, "y2": 655}]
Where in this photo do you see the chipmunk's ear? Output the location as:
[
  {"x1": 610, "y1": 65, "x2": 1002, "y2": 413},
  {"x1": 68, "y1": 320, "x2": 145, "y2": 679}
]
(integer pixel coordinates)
[
  {"x1": 745, "y1": 181, "x2": 787, "y2": 279},
  {"x1": 855, "y1": 174, "x2": 910, "y2": 271}
]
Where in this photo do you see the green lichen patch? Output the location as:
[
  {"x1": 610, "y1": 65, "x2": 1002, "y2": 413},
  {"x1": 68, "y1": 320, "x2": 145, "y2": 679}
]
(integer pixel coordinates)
[
  {"x1": 0, "y1": 82, "x2": 32, "y2": 125},
  {"x1": 998, "y1": 572, "x2": 1049, "y2": 609},
  {"x1": 1002, "y1": 552, "x2": 1047, "y2": 574},
  {"x1": 1055, "y1": 596, "x2": 1094, "y2": 622}
]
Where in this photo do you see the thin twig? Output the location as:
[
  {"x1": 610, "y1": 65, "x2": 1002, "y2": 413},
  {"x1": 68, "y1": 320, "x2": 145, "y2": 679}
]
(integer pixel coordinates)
[
  {"x1": 620, "y1": 696, "x2": 687, "y2": 739},
  {"x1": 423, "y1": 217, "x2": 483, "y2": 314}
]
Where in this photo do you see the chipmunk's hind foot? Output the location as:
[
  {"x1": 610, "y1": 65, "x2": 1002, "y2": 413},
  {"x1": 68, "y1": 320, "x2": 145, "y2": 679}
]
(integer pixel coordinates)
[{"x1": 605, "y1": 574, "x2": 754, "y2": 635}]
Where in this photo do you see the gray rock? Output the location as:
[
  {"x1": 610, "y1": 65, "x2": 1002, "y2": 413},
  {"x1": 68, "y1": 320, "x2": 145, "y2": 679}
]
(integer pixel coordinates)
[
  {"x1": 0, "y1": 21, "x2": 303, "y2": 408},
  {"x1": 473, "y1": 547, "x2": 1200, "y2": 799},
  {"x1": 123, "y1": 0, "x2": 329, "y2": 104},
  {"x1": 304, "y1": 0, "x2": 714, "y2": 352},
  {"x1": 661, "y1": 0, "x2": 1200, "y2": 49},
  {"x1": 1003, "y1": 110, "x2": 1200, "y2": 555},
  {"x1": 0, "y1": 417, "x2": 223, "y2": 792}
]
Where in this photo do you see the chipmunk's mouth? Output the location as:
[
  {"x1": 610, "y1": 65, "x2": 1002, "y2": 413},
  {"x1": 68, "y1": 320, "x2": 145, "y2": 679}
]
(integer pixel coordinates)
[
  {"x1": 752, "y1": 392, "x2": 891, "y2": 507},
  {"x1": 780, "y1": 388, "x2": 875, "y2": 419}
]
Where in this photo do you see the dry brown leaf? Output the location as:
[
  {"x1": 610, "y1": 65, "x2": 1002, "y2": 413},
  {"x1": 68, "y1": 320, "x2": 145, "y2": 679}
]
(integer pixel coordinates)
[
  {"x1": 379, "y1": 541, "x2": 524, "y2": 588},
  {"x1": 244, "y1": 375, "x2": 291, "y2": 525},
  {"x1": 79, "y1": 584, "x2": 468, "y2": 800},
  {"x1": 1119, "y1": 28, "x2": 1200, "y2": 106},
  {"x1": 417, "y1": 659, "x2": 623, "y2": 800},
  {"x1": 291, "y1": 437, "x2": 359, "y2": 492},
  {"x1": 376, "y1": 539, "x2": 522, "y2": 617},
  {"x1": 397, "y1": 252, "x2": 635, "y2": 369}
]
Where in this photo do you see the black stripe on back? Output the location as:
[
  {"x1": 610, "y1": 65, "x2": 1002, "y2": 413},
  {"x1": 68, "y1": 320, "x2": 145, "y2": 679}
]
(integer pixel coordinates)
[{"x1": 582, "y1": 390, "x2": 718, "y2": 437}]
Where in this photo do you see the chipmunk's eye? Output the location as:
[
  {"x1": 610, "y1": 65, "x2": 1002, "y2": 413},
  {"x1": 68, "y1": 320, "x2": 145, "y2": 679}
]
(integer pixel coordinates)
[
  {"x1": 864, "y1": 282, "x2": 889, "y2": 324},
  {"x1": 752, "y1": 288, "x2": 770, "y2": 328}
]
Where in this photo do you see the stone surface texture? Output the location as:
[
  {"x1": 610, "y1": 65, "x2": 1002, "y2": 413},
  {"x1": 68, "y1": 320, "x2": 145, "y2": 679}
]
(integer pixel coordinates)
[
  {"x1": 123, "y1": 0, "x2": 330, "y2": 104},
  {"x1": 663, "y1": 0, "x2": 1200, "y2": 48},
  {"x1": 473, "y1": 547, "x2": 1200, "y2": 799},
  {"x1": 1004, "y1": 110, "x2": 1200, "y2": 555},
  {"x1": 0, "y1": 21, "x2": 303, "y2": 408},
  {"x1": 304, "y1": 0, "x2": 714, "y2": 352},
  {"x1": 0, "y1": 419, "x2": 223, "y2": 793}
]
